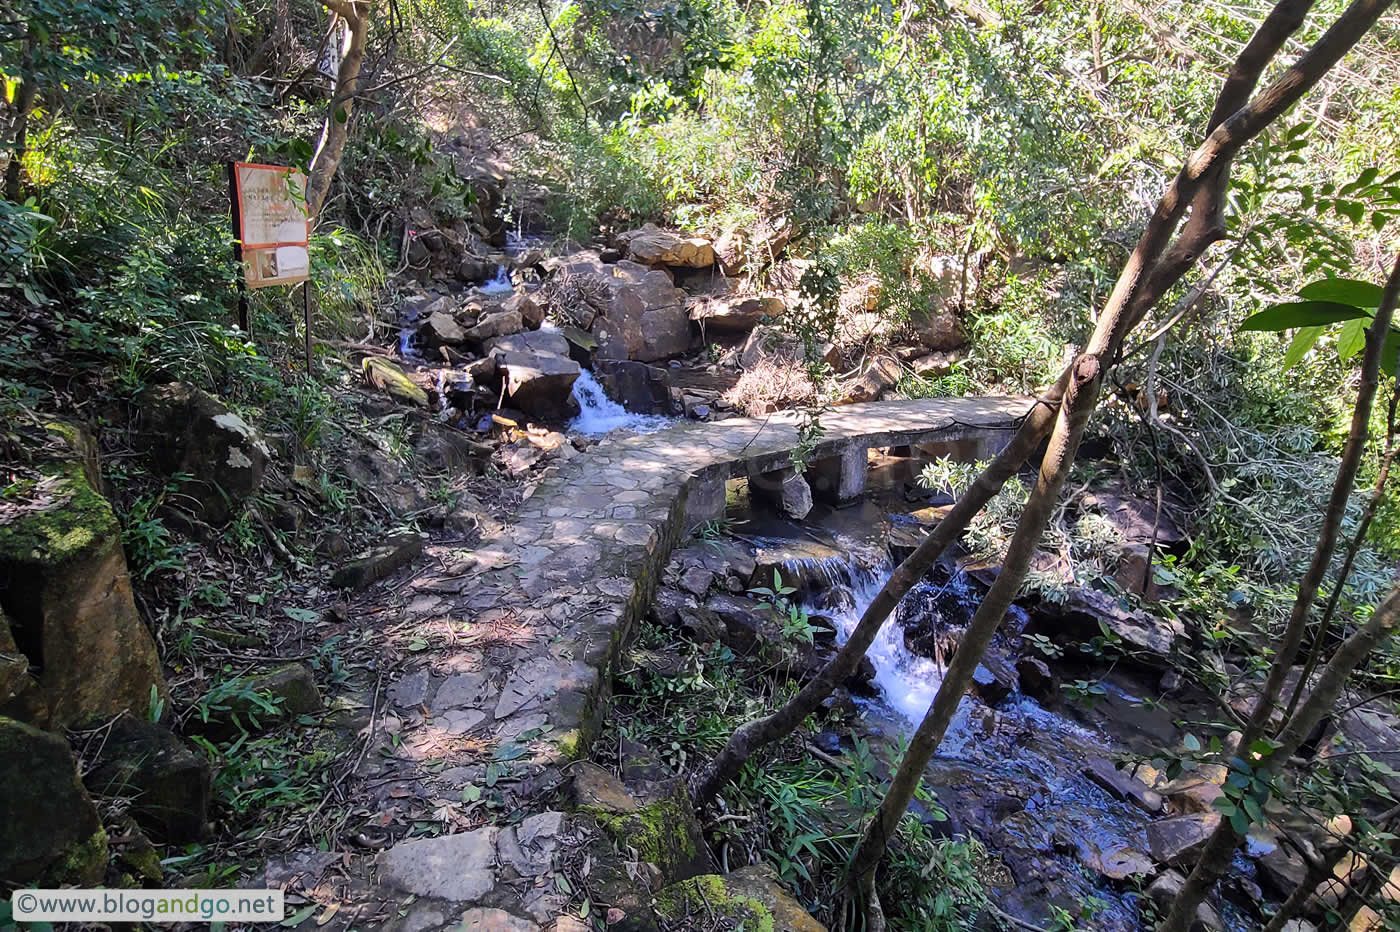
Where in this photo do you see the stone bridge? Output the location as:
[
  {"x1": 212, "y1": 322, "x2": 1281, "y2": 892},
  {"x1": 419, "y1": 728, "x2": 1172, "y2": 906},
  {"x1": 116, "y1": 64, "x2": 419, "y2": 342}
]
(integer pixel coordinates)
[{"x1": 329, "y1": 396, "x2": 1032, "y2": 928}]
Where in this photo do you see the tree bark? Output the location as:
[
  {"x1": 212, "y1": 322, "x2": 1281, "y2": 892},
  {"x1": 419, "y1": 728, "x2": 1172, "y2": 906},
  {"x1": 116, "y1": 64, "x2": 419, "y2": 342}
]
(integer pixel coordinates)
[
  {"x1": 1161, "y1": 245, "x2": 1400, "y2": 932},
  {"x1": 306, "y1": 1, "x2": 371, "y2": 220},
  {"x1": 847, "y1": 354, "x2": 1104, "y2": 899}
]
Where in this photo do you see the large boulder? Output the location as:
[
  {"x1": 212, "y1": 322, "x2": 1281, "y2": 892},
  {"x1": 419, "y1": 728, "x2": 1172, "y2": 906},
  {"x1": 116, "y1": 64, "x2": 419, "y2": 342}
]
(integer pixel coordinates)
[
  {"x1": 908, "y1": 307, "x2": 965, "y2": 351},
  {"x1": 0, "y1": 423, "x2": 167, "y2": 730},
  {"x1": 0, "y1": 716, "x2": 107, "y2": 884},
  {"x1": 85, "y1": 715, "x2": 211, "y2": 843},
  {"x1": 418, "y1": 310, "x2": 466, "y2": 349},
  {"x1": 483, "y1": 329, "x2": 571, "y2": 359},
  {"x1": 138, "y1": 382, "x2": 271, "y2": 523},
  {"x1": 619, "y1": 225, "x2": 715, "y2": 268},
  {"x1": 593, "y1": 268, "x2": 692, "y2": 362},
  {"x1": 498, "y1": 351, "x2": 581, "y2": 420},
  {"x1": 713, "y1": 218, "x2": 793, "y2": 277},
  {"x1": 739, "y1": 324, "x2": 838, "y2": 370},
  {"x1": 594, "y1": 360, "x2": 682, "y2": 416},
  {"x1": 1081, "y1": 483, "x2": 1188, "y2": 600}
]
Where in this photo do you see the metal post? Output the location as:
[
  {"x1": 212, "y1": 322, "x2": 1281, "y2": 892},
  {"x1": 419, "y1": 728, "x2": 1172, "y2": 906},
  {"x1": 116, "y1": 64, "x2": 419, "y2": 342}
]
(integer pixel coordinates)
[{"x1": 303, "y1": 278, "x2": 313, "y2": 372}]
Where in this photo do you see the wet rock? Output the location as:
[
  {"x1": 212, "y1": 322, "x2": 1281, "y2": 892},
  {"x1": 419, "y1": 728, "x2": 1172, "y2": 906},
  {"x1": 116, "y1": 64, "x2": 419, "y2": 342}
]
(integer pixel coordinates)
[
  {"x1": 484, "y1": 329, "x2": 571, "y2": 359},
  {"x1": 1087, "y1": 845, "x2": 1154, "y2": 881},
  {"x1": 840, "y1": 355, "x2": 902, "y2": 404},
  {"x1": 0, "y1": 716, "x2": 106, "y2": 884},
  {"x1": 466, "y1": 308, "x2": 523, "y2": 343},
  {"x1": 418, "y1": 310, "x2": 466, "y2": 348},
  {"x1": 1015, "y1": 656, "x2": 1058, "y2": 701},
  {"x1": 376, "y1": 827, "x2": 497, "y2": 902},
  {"x1": 1145, "y1": 869, "x2": 1223, "y2": 931},
  {"x1": 970, "y1": 658, "x2": 1017, "y2": 705},
  {"x1": 363, "y1": 356, "x2": 429, "y2": 407},
  {"x1": 1147, "y1": 812, "x2": 1220, "y2": 867},
  {"x1": 1084, "y1": 758, "x2": 1163, "y2": 814},
  {"x1": 620, "y1": 225, "x2": 715, "y2": 268},
  {"x1": 330, "y1": 531, "x2": 425, "y2": 589},
  {"x1": 85, "y1": 715, "x2": 210, "y2": 843},
  {"x1": 502, "y1": 291, "x2": 545, "y2": 329},
  {"x1": 138, "y1": 382, "x2": 271, "y2": 523},
  {"x1": 497, "y1": 350, "x2": 582, "y2": 420},
  {"x1": 655, "y1": 865, "x2": 826, "y2": 932},
  {"x1": 689, "y1": 295, "x2": 781, "y2": 333},
  {"x1": 0, "y1": 423, "x2": 167, "y2": 730},
  {"x1": 595, "y1": 359, "x2": 682, "y2": 415}
]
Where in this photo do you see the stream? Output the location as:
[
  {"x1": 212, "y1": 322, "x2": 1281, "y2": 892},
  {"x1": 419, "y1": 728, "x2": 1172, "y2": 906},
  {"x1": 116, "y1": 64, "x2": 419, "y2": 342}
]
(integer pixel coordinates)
[{"x1": 728, "y1": 491, "x2": 1255, "y2": 930}]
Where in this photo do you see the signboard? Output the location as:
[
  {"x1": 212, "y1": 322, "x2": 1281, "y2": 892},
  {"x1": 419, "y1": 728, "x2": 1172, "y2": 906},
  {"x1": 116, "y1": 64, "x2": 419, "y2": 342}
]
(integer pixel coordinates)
[{"x1": 232, "y1": 162, "x2": 310, "y2": 289}]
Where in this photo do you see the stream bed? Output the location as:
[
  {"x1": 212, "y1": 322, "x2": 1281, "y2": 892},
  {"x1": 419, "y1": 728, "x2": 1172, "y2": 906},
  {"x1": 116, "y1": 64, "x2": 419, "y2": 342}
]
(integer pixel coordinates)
[{"x1": 725, "y1": 490, "x2": 1255, "y2": 930}]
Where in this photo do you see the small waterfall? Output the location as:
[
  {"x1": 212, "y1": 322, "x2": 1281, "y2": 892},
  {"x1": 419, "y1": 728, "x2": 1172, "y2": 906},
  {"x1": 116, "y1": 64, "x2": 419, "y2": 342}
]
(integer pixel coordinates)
[
  {"x1": 479, "y1": 264, "x2": 515, "y2": 296},
  {"x1": 568, "y1": 368, "x2": 672, "y2": 435}
]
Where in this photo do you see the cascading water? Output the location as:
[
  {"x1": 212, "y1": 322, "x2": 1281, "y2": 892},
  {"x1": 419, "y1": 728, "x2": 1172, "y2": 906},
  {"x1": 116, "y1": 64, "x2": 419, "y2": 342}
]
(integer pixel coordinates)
[
  {"x1": 568, "y1": 368, "x2": 673, "y2": 436},
  {"x1": 478, "y1": 264, "x2": 515, "y2": 296}
]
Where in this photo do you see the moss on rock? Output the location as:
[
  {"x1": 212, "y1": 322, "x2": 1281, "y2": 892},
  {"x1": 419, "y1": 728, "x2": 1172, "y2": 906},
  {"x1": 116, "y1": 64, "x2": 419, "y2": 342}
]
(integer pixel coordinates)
[
  {"x1": 587, "y1": 778, "x2": 712, "y2": 883},
  {"x1": 654, "y1": 866, "x2": 827, "y2": 932}
]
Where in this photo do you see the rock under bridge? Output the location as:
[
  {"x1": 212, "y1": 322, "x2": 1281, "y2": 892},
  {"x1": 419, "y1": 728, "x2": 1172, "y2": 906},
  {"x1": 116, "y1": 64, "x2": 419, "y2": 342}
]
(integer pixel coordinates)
[{"x1": 309, "y1": 395, "x2": 1032, "y2": 929}]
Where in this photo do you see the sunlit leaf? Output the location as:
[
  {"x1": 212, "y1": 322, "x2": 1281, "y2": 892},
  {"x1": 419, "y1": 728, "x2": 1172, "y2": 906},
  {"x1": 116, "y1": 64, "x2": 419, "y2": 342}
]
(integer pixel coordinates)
[
  {"x1": 1283, "y1": 326, "x2": 1323, "y2": 369},
  {"x1": 1298, "y1": 278, "x2": 1385, "y2": 307},
  {"x1": 1240, "y1": 301, "x2": 1367, "y2": 332},
  {"x1": 1337, "y1": 317, "x2": 1367, "y2": 361}
]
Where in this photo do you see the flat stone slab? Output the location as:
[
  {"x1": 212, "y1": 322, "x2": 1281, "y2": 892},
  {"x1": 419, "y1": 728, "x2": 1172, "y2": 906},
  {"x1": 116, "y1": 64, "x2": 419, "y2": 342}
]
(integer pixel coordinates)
[{"x1": 376, "y1": 828, "x2": 497, "y2": 902}]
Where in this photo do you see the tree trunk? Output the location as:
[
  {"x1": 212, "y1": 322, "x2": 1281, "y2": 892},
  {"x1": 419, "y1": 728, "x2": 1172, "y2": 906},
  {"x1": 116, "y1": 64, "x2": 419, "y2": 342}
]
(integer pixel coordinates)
[
  {"x1": 1161, "y1": 247, "x2": 1400, "y2": 932},
  {"x1": 4, "y1": 37, "x2": 37, "y2": 204},
  {"x1": 847, "y1": 354, "x2": 1104, "y2": 899},
  {"x1": 306, "y1": 2, "x2": 371, "y2": 220}
]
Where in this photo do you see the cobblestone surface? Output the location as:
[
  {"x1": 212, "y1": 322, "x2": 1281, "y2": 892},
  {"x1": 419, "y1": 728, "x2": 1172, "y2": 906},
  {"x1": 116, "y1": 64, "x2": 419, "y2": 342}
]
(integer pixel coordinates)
[{"x1": 303, "y1": 396, "x2": 1031, "y2": 930}]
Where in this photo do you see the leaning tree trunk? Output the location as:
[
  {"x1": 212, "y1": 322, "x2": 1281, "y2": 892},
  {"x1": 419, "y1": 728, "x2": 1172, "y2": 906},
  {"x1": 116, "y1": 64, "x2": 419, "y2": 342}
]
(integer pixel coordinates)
[
  {"x1": 306, "y1": 1, "x2": 371, "y2": 220},
  {"x1": 848, "y1": 354, "x2": 1104, "y2": 905},
  {"x1": 1162, "y1": 241, "x2": 1400, "y2": 932},
  {"x1": 690, "y1": 0, "x2": 1383, "y2": 811}
]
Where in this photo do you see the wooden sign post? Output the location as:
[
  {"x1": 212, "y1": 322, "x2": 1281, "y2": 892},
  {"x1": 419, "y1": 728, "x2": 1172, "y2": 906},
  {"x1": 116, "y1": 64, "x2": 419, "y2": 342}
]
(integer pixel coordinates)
[{"x1": 228, "y1": 161, "x2": 315, "y2": 370}]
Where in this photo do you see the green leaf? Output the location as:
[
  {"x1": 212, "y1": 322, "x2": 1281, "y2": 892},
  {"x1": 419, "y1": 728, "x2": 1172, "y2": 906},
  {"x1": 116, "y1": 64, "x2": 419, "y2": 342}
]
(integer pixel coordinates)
[
  {"x1": 1338, "y1": 317, "x2": 1367, "y2": 361},
  {"x1": 1240, "y1": 301, "x2": 1368, "y2": 332},
  {"x1": 283, "y1": 606, "x2": 320, "y2": 624},
  {"x1": 1213, "y1": 798, "x2": 1238, "y2": 816},
  {"x1": 1283, "y1": 326, "x2": 1324, "y2": 369},
  {"x1": 281, "y1": 905, "x2": 318, "y2": 928},
  {"x1": 1384, "y1": 329, "x2": 1400, "y2": 379},
  {"x1": 1299, "y1": 278, "x2": 1386, "y2": 307},
  {"x1": 461, "y1": 783, "x2": 482, "y2": 802}
]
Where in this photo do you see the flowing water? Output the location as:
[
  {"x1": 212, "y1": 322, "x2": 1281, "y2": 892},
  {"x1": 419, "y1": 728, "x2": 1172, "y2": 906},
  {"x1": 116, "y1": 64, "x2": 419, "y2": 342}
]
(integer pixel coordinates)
[
  {"x1": 730, "y1": 500, "x2": 1205, "y2": 929},
  {"x1": 568, "y1": 368, "x2": 674, "y2": 436}
]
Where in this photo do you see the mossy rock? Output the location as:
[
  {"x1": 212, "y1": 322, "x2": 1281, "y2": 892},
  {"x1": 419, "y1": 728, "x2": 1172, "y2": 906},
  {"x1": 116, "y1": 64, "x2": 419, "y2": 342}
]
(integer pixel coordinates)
[
  {"x1": 587, "y1": 778, "x2": 714, "y2": 883},
  {"x1": 654, "y1": 865, "x2": 827, "y2": 932},
  {"x1": 0, "y1": 423, "x2": 167, "y2": 729},
  {"x1": 363, "y1": 357, "x2": 429, "y2": 407},
  {"x1": 0, "y1": 716, "x2": 107, "y2": 885}
]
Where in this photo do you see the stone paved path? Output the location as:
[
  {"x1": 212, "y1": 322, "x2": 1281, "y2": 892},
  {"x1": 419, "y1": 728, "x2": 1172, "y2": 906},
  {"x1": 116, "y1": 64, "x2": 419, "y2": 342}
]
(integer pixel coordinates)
[{"x1": 291, "y1": 396, "x2": 1032, "y2": 930}]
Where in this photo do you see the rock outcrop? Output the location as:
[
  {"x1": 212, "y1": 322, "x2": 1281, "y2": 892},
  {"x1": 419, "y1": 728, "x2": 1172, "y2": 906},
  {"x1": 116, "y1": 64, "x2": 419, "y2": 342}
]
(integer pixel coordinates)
[
  {"x1": 619, "y1": 225, "x2": 715, "y2": 268},
  {"x1": 1, "y1": 423, "x2": 167, "y2": 730},
  {"x1": 0, "y1": 716, "x2": 107, "y2": 884},
  {"x1": 138, "y1": 382, "x2": 271, "y2": 524}
]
